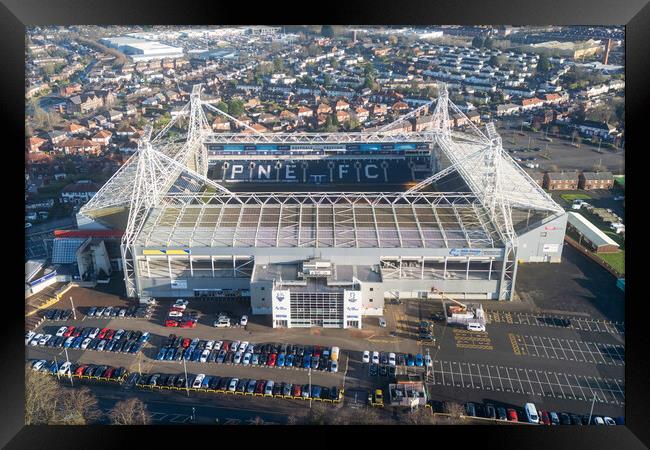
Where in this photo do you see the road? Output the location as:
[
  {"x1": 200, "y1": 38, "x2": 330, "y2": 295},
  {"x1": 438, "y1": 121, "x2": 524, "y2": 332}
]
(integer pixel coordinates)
[{"x1": 26, "y1": 216, "x2": 76, "y2": 236}]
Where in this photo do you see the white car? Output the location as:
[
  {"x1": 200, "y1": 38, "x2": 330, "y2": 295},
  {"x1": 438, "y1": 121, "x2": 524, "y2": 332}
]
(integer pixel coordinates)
[
  {"x1": 97, "y1": 340, "x2": 107, "y2": 351},
  {"x1": 88, "y1": 328, "x2": 100, "y2": 339},
  {"x1": 264, "y1": 380, "x2": 274, "y2": 395},
  {"x1": 388, "y1": 352, "x2": 396, "y2": 366},
  {"x1": 39, "y1": 334, "x2": 52, "y2": 346},
  {"x1": 603, "y1": 416, "x2": 616, "y2": 425},
  {"x1": 168, "y1": 310, "x2": 183, "y2": 318},
  {"x1": 467, "y1": 323, "x2": 486, "y2": 332},
  {"x1": 330, "y1": 360, "x2": 338, "y2": 373},
  {"x1": 200, "y1": 349, "x2": 210, "y2": 363},
  {"x1": 593, "y1": 416, "x2": 605, "y2": 425},
  {"x1": 81, "y1": 338, "x2": 92, "y2": 349},
  {"x1": 58, "y1": 361, "x2": 72, "y2": 375},
  {"x1": 242, "y1": 352, "x2": 252, "y2": 365},
  {"x1": 30, "y1": 334, "x2": 43, "y2": 346},
  {"x1": 55, "y1": 326, "x2": 68, "y2": 337},
  {"x1": 233, "y1": 351, "x2": 243, "y2": 364},
  {"x1": 192, "y1": 374, "x2": 205, "y2": 389},
  {"x1": 231, "y1": 341, "x2": 240, "y2": 352},
  {"x1": 25, "y1": 331, "x2": 35, "y2": 345},
  {"x1": 239, "y1": 341, "x2": 249, "y2": 352},
  {"x1": 362, "y1": 350, "x2": 370, "y2": 364},
  {"x1": 114, "y1": 329, "x2": 125, "y2": 340},
  {"x1": 378, "y1": 318, "x2": 387, "y2": 327},
  {"x1": 424, "y1": 354, "x2": 433, "y2": 368},
  {"x1": 205, "y1": 340, "x2": 214, "y2": 351},
  {"x1": 240, "y1": 315, "x2": 248, "y2": 326},
  {"x1": 171, "y1": 304, "x2": 187, "y2": 311},
  {"x1": 214, "y1": 340, "x2": 223, "y2": 351},
  {"x1": 32, "y1": 360, "x2": 46, "y2": 371},
  {"x1": 246, "y1": 344, "x2": 255, "y2": 353},
  {"x1": 175, "y1": 299, "x2": 189, "y2": 306},
  {"x1": 63, "y1": 336, "x2": 75, "y2": 347},
  {"x1": 371, "y1": 351, "x2": 379, "y2": 364},
  {"x1": 228, "y1": 378, "x2": 239, "y2": 392}
]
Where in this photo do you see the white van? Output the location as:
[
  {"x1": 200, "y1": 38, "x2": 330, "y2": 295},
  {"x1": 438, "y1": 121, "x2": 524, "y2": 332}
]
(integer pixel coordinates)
[
  {"x1": 571, "y1": 199, "x2": 584, "y2": 210},
  {"x1": 330, "y1": 346, "x2": 340, "y2": 362},
  {"x1": 467, "y1": 322, "x2": 486, "y2": 332},
  {"x1": 524, "y1": 403, "x2": 539, "y2": 424}
]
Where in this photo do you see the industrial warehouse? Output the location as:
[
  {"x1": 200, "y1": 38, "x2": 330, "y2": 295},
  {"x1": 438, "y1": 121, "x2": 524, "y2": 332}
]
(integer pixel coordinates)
[{"x1": 78, "y1": 84, "x2": 568, "y2": 329}]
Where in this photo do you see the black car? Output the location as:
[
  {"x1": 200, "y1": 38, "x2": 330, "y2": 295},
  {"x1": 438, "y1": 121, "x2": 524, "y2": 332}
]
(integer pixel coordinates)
[
  {"x1": 330, "y1": 387, "x2": 339, "y2": 401},
  {"x1": 53, "y1": 310, "x2": 64, "y2": 321},
  {"x1": 132, "y1": 331, "x2": 143, "y2": 341},
  {"x1": 224, "y1": 351, "x2": 234, "y2": 364},
  {"x1": 380, "y1": 353, "x2": 388, "y2": 365},
  {"x1": 297, "y1": 346, "x2": 305, "y2": 357},
  {"x1": 124, "y1": 372, "x2": 140, "y2": 388},
  {"x1": 570, "y1": 414, "x2": 583, "y2": 425},
  {"x1": 294, "y1": 355, "x2": 302, "y2": 367},
  {"x1": 321, "y1": 387, "x2": 330, "y2": 400},
  {"x1": 259, "y1": 353, "x2": 268, "y2": 365},
  {"x1": 273, "y1": 382, "x2": 283, "y2": 396},
  {"x1": 369, "y1": 364, "x2": 378, "y2": 376},
  {"x1": 271, "y1": 344, "x2": 279, "y2": 354},
  {"x1": 465, "y1": 402, "x2": 477, "y2": 417},
  {"x1": 45, "y1": 310, "x2": 56, "y2": 320},
  {"x1": 114, "y1": 367, "x2": 126, "y2": 379},
  {"x1": 280, "y1": 343, "x2": 288, "y2": 353},
  {"x1": 475, "y1": 404, "x2": 486, "y2": 418},
  {"x1": 89, "y1": 339, "x2": 100, "y2": 350},
  {"x1": 165, "y1": 375, "x2": 176, "y2": 387},
  {"x1": 110, "y1": 308, "x2": 119, "y2": 317},
  {"x1": 388, "y1": 366, "x2": 396, "y2": 377},
  {"x1": 580, "y1": 415, "x2": 591, "y2": 425},
  {"x1": 165, "y1": 334, "x2": 176, "y2": 346},
  {"x1": 61, "y1": 310, "x2": 72, "y2": 320},
  {"x1": 218, "y1": 378, "x2": 230, "y2": 391},
  {"x1": 175, "y1": 375, "x2": 186, "y2": 388},
  {"x1": 397, "y1": 354, "x2": 406, "y2": 366},
  {"x1": 237, "y1": 378, "x2": 248, "y2": 393},
  {"x1": 124, "y1": 330, "x2": 134, "y2": 340},
  {"x1": 485, "y1": 404, "x2": 496, "y2": 419},
  {"x1": 209, "y1": 377, "x2": 221, "y2": 390},
  {"x1": 559, "y1": 413, "x2": 572, "y2": 425},
  {"x1": 379, "y1": 365, "x2": 388, "y2": 377},
  {"x1": 496, "y1": 407, "x2": 507, "y2": 421}
]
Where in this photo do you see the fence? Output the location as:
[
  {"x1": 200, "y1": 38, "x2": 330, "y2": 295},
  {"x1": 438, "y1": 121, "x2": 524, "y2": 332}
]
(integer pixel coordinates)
[{"x1": 564, "y1": 236, "x2": 623, "y2": 278}]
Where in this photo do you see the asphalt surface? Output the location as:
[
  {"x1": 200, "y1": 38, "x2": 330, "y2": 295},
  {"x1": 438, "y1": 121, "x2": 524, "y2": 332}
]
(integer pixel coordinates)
[{"x1": 26, "y1": 238, "x2": 626, "y2": 422}]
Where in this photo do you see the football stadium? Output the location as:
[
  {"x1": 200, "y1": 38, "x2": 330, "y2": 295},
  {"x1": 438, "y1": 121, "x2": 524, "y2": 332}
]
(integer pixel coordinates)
[{"x1": 78, "y1": 84, "x2": 567, "y2": 329}]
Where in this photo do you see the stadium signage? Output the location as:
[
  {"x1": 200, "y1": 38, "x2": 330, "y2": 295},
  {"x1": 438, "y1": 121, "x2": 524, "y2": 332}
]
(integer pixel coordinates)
[
  {"x1": 449, "y1": 248, "x2": 501, "y2": 257},
  {"x1": 171, "y1": 279, "x2": 187, "y2": 289}
]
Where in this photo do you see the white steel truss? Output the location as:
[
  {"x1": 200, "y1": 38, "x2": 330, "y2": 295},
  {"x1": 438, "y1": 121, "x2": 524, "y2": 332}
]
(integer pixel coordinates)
[{"x1": 80, "y1": 83, "x2": 563, "y2": 300}]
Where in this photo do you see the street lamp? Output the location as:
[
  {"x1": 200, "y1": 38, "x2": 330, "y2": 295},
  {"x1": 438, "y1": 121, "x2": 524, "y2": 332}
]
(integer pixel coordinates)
[
  {"x1": 183, "y1": 358, "x2": 189, "y2": 397},
  {"x1": 308, "y1": 367, "x2": 312, "y2": 410},
  {"x1": 64, "y1": 347, "x2": 73, "y2": 387},
  {"x1": 69, "y1": 296, "x2": 76, "y2": 320}
]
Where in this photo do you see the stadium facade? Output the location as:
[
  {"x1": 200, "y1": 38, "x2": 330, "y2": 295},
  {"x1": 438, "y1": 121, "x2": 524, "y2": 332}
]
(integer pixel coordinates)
[{"x1": 80, "y1": 84, "x2": 567, "y2": 329}]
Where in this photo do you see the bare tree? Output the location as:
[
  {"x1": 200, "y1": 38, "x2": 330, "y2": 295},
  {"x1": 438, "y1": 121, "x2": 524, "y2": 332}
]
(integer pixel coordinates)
[
  {"x1": 55, "y1": 387, "x2": 102, "y2": 425},
  {"x1": 444, "y1": 402, "x2": 466, "y2": 425},
  {"x1": 251, "y1": 416, "x2": 265, "y2": 425},
  {"x1": 25, "y1": 371, "x2": 61, "y2": 425},
  {"x1": 109, "y1": 398, "x2": 151, "y2": 425},
  {"x1": 286, "y1": 415, "x2": 298, "y2": 425},
  {"x1": 402, "y1": 407, "x2": 434, "y2": 425}
]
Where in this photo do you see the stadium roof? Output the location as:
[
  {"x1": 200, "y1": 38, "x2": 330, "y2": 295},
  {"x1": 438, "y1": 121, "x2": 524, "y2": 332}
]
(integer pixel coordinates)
[{"x1": 136, "y1": 192, "x2": 502, "y2": 250}]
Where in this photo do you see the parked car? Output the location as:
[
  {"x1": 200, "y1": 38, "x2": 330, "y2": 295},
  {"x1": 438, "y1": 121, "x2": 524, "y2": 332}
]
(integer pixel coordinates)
[
  {"x1": 465, "y1": 402, "x2": 477, "y2": 417},
  {"x1": 192, "y1": 374, "x2": 205, "y2": 389},
  {"x1": 246, "y1": 379, "x2": 257, "y2": 394},
  {"x1": 507, "y1": 408, "x2": 519, "y2": 422},
  {"x1": 371, "y1": 351, "x2": 379, "y2": 364},
  {"x1": 362, "y1": 350, "x2": 370, "y2": 364},
  {"x1": 228, "y1": 378, "x2": 239, "y2": 392},
  {"x1": 524, "y1": 403, "x2": 539, "y2": 424},
  {"x1": 496, "y1": 407, "x2": 507, "y2": 421},
  {"x1": 240, "y1": 315, "x2": 248, "y2": 326}
]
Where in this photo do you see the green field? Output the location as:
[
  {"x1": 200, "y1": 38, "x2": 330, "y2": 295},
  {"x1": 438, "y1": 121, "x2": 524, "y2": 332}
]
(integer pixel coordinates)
[
  {"x1": 598, "y1": 251, "x2": 625, "y2": 276},
  {"x1": 614, "y1": 175, "x2": 625, "y2": 188},
  {"x1": 560, "y1": 193, "x2": 592, "y2": 202}
]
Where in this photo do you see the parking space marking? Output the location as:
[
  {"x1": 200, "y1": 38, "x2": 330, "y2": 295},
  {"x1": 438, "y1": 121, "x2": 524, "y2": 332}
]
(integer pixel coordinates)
[
  {"x1": 487, "y1": 311, "x2": 624, "y2": 335},
  {"x1": 430, "y1": 359, "x2": 624, "y2": 407},
  {"x1": 510, "y1": 334, "x2": 624, "y2": 366}
]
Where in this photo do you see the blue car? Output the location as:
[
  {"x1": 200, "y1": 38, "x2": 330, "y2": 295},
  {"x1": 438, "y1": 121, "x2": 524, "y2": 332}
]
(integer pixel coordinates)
[
  {"x1": 192, "y1": 349, "x2": 202, "y2": 362},
  {"x1": 165, "y1": 348, "x2": 176, "y2": 360},
  {"x1": 311, "y1": 385, "x2": 322, "y2": 399},
  {"x1": 156, "y1": 348, "x2": 167, "y2": 360},
  {"x1": 49, "y1": 362, "x2": 59, "y2": 374},
  {"x1": 87, "y1": 307, "x2": 97, "y2": 317},
  {"x1": 407, "y1": 354, "x2": 415, "y2": 366},
  {"x1": 72, "y1": 337, "x2": 83, "y2": 349},
  {"x1": 202, "y1": 376, "x2": 212, "y2": 389},
  {"x1": 277, "y1": 353, "x2": 285, "y2": 367},
  {"x1": 311, "y1": 357, "x2": 319, "y2": 369},
  {"x1": 131, "y1": 342, "x2": 142, "y2": 354},
  {"x1": 285, "y1": 354, "x2": 294, "y2": 367},
  {"x1": 184, "y1": 346, "x2": 195, "y2": 361},
  {"x1": 139, "y1": 332, "x2": 150, "y2": 343},
  {"x1": 415, "y1": 353, "x2": 424, "y2": 367},
  {"x1": 303, "y1": 355, "x2": 311, "y2": 368}
]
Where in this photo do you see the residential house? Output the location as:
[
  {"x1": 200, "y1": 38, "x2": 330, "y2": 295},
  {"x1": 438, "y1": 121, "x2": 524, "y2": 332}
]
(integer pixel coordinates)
[
  {"x1": 123, "y1": 104, "x2": 137, "y2": 116},
  {"x1": 335, "y1": 100, "x2": 349, "y2": 111},
  {"x1": 392, "y1": 101, "x2": 409, "y2": 113},
  {"x1": 297, "y1": 106, "x2": 313, "y2": 118},
  {"x1": 242, "y1": 123, "x2": 268, "y2": 134},
  {"x1": 466, "y1": 110, "x2": 481, "y2": 125},
  {"x1": 496, "y1": 103, "x2": 520, "y2": 116},
  {"x1": 371, "y1": 104, "x2": 387, "y2": 116},
  {"x1": 520, "y1": 97, "x2": 545, "y2": 111},
  {"x1": 116, "y1": 125, "x2": 138, "y2": 138},
  {"x1": 578, "y1": 120, "x2": 618, "y2": 139},
  {"x1": 245, "y1": 97, "x2": 262, "y2": 109},
  {"x1": 107, "y1": 110, "x2": 123, "y2": 122},
  {"x1": 55, "y1": 138, "x2": 101, "y2": 156},
  {"x1": 336, "y1": 110, "x2": 350, "y2": 123},
  {"x1": 316, "y1": 103, "x2": 332, "y2": 115},
  {"x1": 354, "y1": 107, "x2": 369, "y2": 122},
  {"x1": 212, "y1": 116, "x2": 231, "y2": 132},
  {"x1": 59, "y1": 83, "x2": 82, "y2": 97},
  {"x1": 27, "y1": 136, "x2": 47, "y2": 153},
  {"x1": 47, "y1": 130, "x2": 67, "y2": 147},
  {"x1": 91, "y1": 130, "x2": 113, "y2": 147},
  {"x1": 452, "y1": 113, "x2": 468, "y2": 128},
  {"x1": 63, "y1": 123, "x2": 87, "y2": 135},
  {"x1": 258, "y1": 113, "x2": 279, "y2": 125},
  {"x1": 118, "y1": 140, "x2": 139, "y2": 154},
  {"x1": 543, "y1": 172, "x2": 579, "y2": 191},
  {"x1": 579, "y1": 172, "x2": 615, "y2": 190},
  {"x1": 60, "y1": 180, "x2": 100, "y2": 205}
]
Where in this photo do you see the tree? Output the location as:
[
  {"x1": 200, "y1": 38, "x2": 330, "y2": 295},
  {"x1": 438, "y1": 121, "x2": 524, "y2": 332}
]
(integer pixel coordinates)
[
  {"x1": 25, "y1": 371, "x2": 61, "y2": 425},
  {"x1": 324, "y1": 115, "x2": 338, "y2": 132},
  {"x1": 537, "y1": 54, "x2": 551, "y2": 73},
  {"x1": 483, "y1": 37, "x2": 493, "y2": 49},
  {"x1": 402, "y1": 408, "x2": 434, "y2": 425},
  {"x1": 272, "y1": 58, "x2": 284, "y2": 73},
  {"x1": 329, "y1": 58, "x2": 339, "y2": 70},
  {"x1": 55, "y1": 387, "x2": 102, "y2": 425},
  {"x1": 228, "y1": 99, "x2": 245, "y2": 117},
  {"x1": 323, "y1": 73, "x2": 332, "y2": 88},
  {"x1": 388, "y1": 35, "x2": 398, "y2": 46},
  {"x1": 109, "y1": 398, "x2": 151, "y2": 425},
  {"x1": 216, "y1": 101, "x2": 228, "y2": 114},
  {"x1": 471, "y1": 36, "x2": 484, "y2": 48},
  {"x1": 321, "y1": 25, "x2": 334, "y2": 38}
]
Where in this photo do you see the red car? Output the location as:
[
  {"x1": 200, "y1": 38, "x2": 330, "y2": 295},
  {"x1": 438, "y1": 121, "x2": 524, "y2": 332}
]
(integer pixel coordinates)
[
  {"x1": 105, "y1": 329, "x2": 116, "y2": 340},
  {"x1": 292, "y1": 384, "x2": 302, "y2": 397},
  {"x1": 221, "y1": 341, "x2": 230, "y2": 352},
  {"x1": 97, "y1": 328, "x2": 110, "y2": 339},
  {"x1": 63, "y1": 326, "x2": 75, "y2": 338},
  {"x1": 103, "y1": 367, "x2": 115, "y2": 378},
  {"x1": 181, "y1": 338, "x2": 191, "y2": 348},
  {"x1": 75, "y1": 365, "x2": 87, "y2": 376},
  {"x1": 540, "y1": 410, "x2": 551, "y2": 425},
  {"x1": 507, "y1": 408, "x2": 519, "y2": 422},
  {"x1": 313, "y1": 346, "x2": 321, "y2": 358},
  {"x1": 169, "y1": 306, "x2": 185, "y2": 313},
  {"x1": 179, "y1": 320, "x2": 196, "y2": 328},
  {"x1": 255, "y1": 380, "x2": 266, "y2": 395},
  {"x1": 73, "y1": 328, "x2": 83, "y2": 337},
  {"x1": 165, "y1": 319, "x2": 179, "y2": 327},
  {"x1": 267, "y1": 353, "x2": 277, "y2": 367}
]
